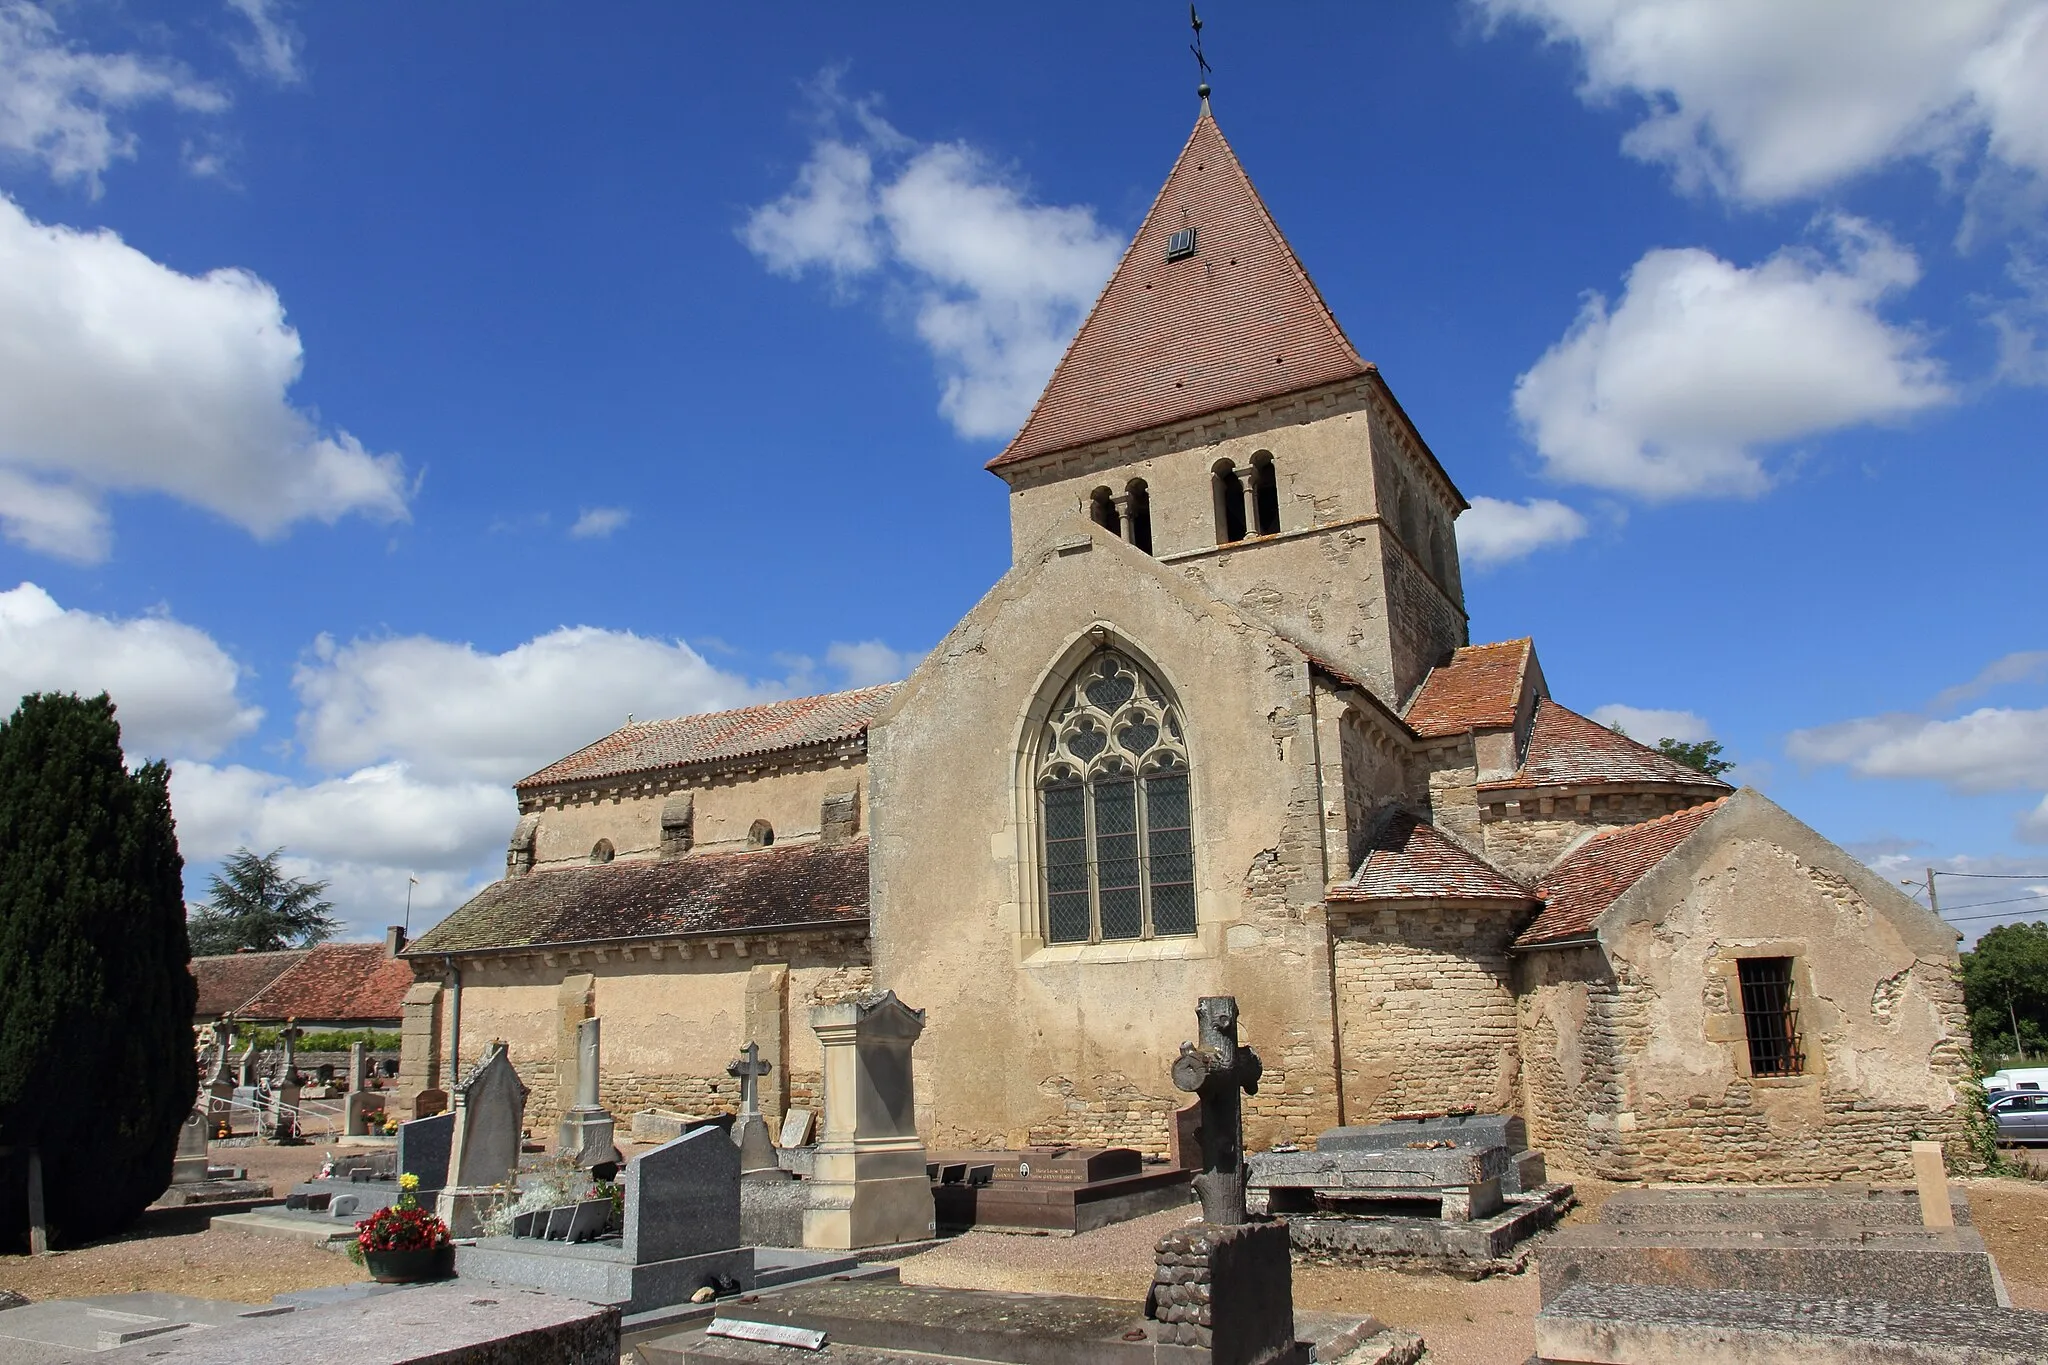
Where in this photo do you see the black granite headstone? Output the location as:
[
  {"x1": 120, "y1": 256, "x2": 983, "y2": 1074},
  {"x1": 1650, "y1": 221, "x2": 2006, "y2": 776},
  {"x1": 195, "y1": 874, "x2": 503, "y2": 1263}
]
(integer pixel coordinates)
[{"x1": 398, "y1": 1110, "x2": 454, "y2": 1193}]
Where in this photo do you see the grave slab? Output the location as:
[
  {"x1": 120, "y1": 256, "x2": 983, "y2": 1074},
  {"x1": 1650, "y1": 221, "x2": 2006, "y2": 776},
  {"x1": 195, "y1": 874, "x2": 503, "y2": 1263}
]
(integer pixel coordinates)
[
  {"x1": 1278, "y1": 1184, "x2": 1574, "y2": 1273},
  {"x1": 636, "y1": 1283, "x2": 1424, "y2": 1365},
  {"x1": 1537, "y1": 1223, "x2": 2004, "y2": 1308},
  {"x1": 85, "y1": 1283, "x2": 616, "y2": 1365},
  {"x1": 1594, "y1": 1184, "x2": 1972, "y2": 1230},
  {"x1": 1534, "y1": 1282, "x2": 2048, "y2": 1365}
]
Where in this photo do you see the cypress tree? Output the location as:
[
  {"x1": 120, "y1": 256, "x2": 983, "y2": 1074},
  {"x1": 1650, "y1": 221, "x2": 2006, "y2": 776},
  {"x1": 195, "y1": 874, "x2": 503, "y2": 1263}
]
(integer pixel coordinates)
[{"x1": 0, "y1": 693, "x2": 196, "y2": 1249}]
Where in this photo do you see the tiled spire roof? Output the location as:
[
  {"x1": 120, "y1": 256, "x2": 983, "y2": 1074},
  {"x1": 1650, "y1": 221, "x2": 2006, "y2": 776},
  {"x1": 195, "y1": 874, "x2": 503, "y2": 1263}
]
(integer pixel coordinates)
[
  {"x1": 1329, "y1": 808, "x2": 1532, "y2": 902},
  {"x1": 989, "y1": 109, "x2": 1370, "y2": 469}
]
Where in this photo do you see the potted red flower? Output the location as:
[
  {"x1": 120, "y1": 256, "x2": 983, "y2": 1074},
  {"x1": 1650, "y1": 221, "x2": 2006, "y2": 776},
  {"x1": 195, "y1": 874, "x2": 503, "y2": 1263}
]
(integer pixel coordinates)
[{"x1": 352, "y1": 1174, "x2": 452, "y2": 1282}]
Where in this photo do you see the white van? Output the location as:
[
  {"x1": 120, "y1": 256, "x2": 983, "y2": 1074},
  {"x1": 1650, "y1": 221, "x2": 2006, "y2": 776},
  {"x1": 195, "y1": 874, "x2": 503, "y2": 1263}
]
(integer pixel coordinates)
[{"x1": 1985, "y1": 1067, "x2": 2048, "y2": 1093}]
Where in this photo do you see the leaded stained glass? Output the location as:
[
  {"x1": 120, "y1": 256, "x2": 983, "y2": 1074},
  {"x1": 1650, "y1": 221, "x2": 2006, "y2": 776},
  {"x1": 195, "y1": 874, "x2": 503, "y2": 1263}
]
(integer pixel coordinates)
[{"x1": 1034, "y1": 647, "x2": 1194, "y2": 944}]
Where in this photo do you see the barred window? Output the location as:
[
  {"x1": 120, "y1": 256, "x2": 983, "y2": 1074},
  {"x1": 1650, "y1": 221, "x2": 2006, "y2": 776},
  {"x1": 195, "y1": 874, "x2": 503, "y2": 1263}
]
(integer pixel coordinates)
[
  {"x1": 1037, "y1": 648, "x2": 1194, "y2": 944},
  {"x1": 1737, "y1": 957, "x2": 1804, "y2": 1077}
]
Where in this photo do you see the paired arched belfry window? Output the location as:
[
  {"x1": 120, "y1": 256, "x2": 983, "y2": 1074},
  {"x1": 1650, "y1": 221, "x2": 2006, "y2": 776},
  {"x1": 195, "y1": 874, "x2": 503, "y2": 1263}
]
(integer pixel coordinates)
[
  {"x1": 1212, "y1": 456, "x2": 1279, "y2": 544},
  {"x1": 1035, "y1": 648, "x2": 1195, "y2": 944}
]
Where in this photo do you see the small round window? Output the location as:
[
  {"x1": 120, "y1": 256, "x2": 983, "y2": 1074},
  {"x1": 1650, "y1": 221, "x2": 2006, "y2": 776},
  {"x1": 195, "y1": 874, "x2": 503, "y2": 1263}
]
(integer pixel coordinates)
[
  {"x1": 589, "y1": 839, "x2": 614, "y2": 864},
  {"x1": 748, "y1": 820, "x2": 774, "y2": 849}
]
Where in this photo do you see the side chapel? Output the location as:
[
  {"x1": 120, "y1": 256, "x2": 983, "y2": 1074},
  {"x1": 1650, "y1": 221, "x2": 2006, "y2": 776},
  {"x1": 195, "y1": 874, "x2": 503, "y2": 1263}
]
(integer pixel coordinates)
[{"x1": 404, "y1": 104, "x2": 1970, "y2": 1183}]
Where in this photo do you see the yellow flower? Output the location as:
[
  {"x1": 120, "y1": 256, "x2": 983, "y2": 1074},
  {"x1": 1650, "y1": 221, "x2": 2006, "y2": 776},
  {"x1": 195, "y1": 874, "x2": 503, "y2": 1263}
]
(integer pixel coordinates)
[{"x1": 399, "y1": 1172, "x2": 420, "y2": 1191}]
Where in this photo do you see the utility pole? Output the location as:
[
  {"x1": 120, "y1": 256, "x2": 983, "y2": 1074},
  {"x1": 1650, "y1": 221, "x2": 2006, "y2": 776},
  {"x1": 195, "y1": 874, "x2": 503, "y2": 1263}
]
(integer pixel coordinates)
[
  {"x1": 1926, "y1": 867, "x2": 1940, "y2": 917},
  {"x1": 2014, "y1": 1000, "x2": 2027, "y2": 1062}
]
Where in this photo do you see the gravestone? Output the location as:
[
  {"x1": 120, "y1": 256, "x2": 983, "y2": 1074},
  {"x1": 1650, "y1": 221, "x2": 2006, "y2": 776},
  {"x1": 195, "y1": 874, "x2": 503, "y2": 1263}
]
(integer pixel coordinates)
[
  {"x1": 349, "y1": 1041, "x2": 368, "y2": 1092},
  {"x1": 802, "y1": 991, "x2": 936, "y2": 1250},
  {"x1": 556, "y1": 1017, "x2": 618, "y2": 1167},
  {"x1": 415, "y1": 1086, "x2": 449, "y2": 1119},
  {"x1": 456, "y1": 1121, "x2": 788, "y2": 1315},
  {"x1": 727, "y1": 1041, "x2": 778, "y2": 1177},
  {"x1": 449, "y1": 1042, "x2": 526, "y2": 1188},
  {"x1": 171, "y1": 1108, "x2": 210, "y2": 1183},
  {"x1": 268, "y1": 1021, "x2": 306, "y2": 1141},
  {"x1": 779, "y1": 1107, "x2": 814, "y2": 1148},
  {"x1": 398, "y1": 1111, "x2": 454, "y2": 1193}
]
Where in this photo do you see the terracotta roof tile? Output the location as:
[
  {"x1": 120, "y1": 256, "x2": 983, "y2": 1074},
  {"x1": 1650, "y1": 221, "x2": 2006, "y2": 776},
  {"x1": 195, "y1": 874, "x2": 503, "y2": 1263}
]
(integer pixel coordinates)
[
  {"x1": 190, "y1": 949, "x2": 306, "y2": 1017},
  {"x1": 406, "y1": 840, "x2": 869, "y2": 955},
  {"x1": 236, "y1": 943, "x2": 413, "y2": 1022},
  {"x1": 1403, "y1": 639, "x2": 1535, "y2": 738},
  {"x1": 518, "y1": 685, "x2": 897, "y2": 790},
  {"x1": 1485, "y1": 699, "x2": 1733, "y2": 792},
  {"x1": 989, "y1": 109, "x2": 1369, "y2": 469},
  {"x1": 1517, "y1": 797, "x2": 1729, "y2": 947},
  {"x1": 1329, "y1": 809, "x2": 1532, "y2": 902}
]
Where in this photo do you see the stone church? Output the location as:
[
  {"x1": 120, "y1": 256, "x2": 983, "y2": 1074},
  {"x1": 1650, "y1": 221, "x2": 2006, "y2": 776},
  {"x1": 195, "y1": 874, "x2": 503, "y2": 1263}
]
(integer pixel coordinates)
[{"x1": 403, "y1": 105, "x2": 1970, "y2": 1183}]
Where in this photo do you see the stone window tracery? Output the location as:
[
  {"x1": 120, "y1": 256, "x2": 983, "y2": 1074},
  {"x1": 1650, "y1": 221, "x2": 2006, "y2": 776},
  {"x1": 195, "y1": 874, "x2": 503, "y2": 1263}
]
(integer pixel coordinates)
[{"x1": 1035, "y1": 648, "x2": 1195, "y2": 944}]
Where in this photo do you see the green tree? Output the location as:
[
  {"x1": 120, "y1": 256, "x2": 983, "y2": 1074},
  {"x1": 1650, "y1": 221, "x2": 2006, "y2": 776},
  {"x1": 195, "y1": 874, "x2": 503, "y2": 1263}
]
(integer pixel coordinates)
[
  {"x1": 0, "y1": 693, "x2": 196, "y2": 1249},
  {"x1": 1654, "y1": 737, "x2": 1736, "y2": 778},
  {"x1": 1960, "y1": 921, "x2": 2048, "y2": 1057},
  {"x1": 186, "y1": 847, "x2": 337, "y2": 955}
]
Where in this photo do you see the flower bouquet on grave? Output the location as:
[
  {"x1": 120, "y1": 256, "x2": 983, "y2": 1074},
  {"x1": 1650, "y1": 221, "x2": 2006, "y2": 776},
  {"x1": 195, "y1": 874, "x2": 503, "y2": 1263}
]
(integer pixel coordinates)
[{"x1": 351, "y1": 1173, "x2": 453, "y2": 1282}]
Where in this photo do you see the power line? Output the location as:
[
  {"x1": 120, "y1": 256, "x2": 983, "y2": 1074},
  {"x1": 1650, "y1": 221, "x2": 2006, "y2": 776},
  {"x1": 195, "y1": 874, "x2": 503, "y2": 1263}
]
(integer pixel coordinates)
[
  {"x1": 1936, "y1": 871, "x2": 2048, "y2": 880},
  {"x1": 1942, "y1": 892, "x2": 2048, "y2": 913}
]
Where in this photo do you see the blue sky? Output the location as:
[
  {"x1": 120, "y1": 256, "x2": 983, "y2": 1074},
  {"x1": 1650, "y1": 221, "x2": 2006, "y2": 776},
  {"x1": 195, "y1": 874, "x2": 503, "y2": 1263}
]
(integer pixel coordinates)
[{"x1": 1, "y1": 1, "x2": 2044, "y2": 942}]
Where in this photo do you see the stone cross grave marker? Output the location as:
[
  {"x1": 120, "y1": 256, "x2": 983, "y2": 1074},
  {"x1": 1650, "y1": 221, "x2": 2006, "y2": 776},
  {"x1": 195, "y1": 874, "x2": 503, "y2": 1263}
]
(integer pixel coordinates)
[
  {"x1": 1170, "y1": 995, "x2": 1263, "y2": 1225},
  {"x1": 208, "y1": 1019, "x2": 237, "y2": 1089},
  {"x1": 449, "y1": 1041, "x2": 527, "y2": 1188},
  {"x1": 268, "y1": 1019, "x2": 305, "y2": 1140},
  {"x1": 236, "y1": 1037, "x2": 256, "y2": 1088},
  {"x1": 555, "y1": 1017, "x2": 617, "y2": 1166},
  {"x1": 276, "y1": 1019, "x2": 305, "y2": 1086},
  {"x1": 349, "y1": 1041, "x2": 368, "y2": 1092},
  {"x1": 728, "y1": 1041, "x2": 778, "y2": 1176}
]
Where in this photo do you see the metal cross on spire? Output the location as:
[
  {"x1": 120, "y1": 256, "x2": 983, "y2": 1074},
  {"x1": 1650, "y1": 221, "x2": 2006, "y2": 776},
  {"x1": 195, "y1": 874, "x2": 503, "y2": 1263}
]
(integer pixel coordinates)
[{"x1": 1189, "y1": 5, "x2": 1212, "y2": 103}]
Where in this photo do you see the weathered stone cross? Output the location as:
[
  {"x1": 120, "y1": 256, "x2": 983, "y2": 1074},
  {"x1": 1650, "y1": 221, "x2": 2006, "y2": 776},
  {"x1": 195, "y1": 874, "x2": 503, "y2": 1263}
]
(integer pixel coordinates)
[
  {"x1": 1170, "y1": 995, "x2": 1263, "y2": 1224},
  {"x1": 727, "y1": 1041, "x2": 772, "y2": 1116},
  {"x1": 277, "y1": 1018, "x2": 306, "y2": 1087}
]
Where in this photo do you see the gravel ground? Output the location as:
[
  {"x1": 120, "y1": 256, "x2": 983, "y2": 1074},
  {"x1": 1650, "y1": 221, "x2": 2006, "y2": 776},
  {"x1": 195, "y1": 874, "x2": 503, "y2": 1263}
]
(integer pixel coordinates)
[{"x1": 0, "y1": 1142, "x2": 363, "y2": 1305}]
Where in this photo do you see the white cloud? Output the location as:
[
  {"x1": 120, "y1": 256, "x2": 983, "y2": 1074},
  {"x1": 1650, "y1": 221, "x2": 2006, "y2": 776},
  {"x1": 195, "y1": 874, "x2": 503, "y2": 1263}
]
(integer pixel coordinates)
[
  {"x1": 742, "y1": 79, "x2": 1123, "y2": 440},
  {"x1": 292, "y1": 625, "x2": 765, "y2": 784},
  {"x1": 1512, "y1": 218, "x2": 1951, "y2": 500},
  {"x1": 1990, "y1": 249, "x2": 2048, "y2": 387},
  {"x1": 0, "y1": 0, "x2": 228, "y2": 191},
  {"x1": 1456, "y1": 495, "x2": 1588, "y2": 565},
  {"x1": 224, "y1": 0, "x2": 301, "y2": 85},
  {"x1": 1789, "y1": 655, "x2": 2048, "y2": 843},
  {"x1": 825, "y1": 639, "x2": 920, "y2": 687},
  {"x1": 569, "y1": 506, "x2": 630, "y2": 540},
  {"x1": 0, "y1": 194, "x2": 409, "y2": 561},
  {"x1": 171, "y1": 760, "x2": 511, "y2": 871},
  {"x1": 1475, "y1": 0, "x2": 2048, "y2": 203},
  {"x1": 0, "y1": 581, "x2": 260, "y2": 758},
  {"x1": 1787, "y1": 707, "x2": 2048, "y2": 793},
  {"x1": 1590, "y1": 703, "x2": 1713, "y2": 744}
]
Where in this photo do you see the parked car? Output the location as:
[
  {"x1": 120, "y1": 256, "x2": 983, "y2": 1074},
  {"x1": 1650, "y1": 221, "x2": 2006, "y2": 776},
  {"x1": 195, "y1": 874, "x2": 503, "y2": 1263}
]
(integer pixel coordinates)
[{"x1": 1989, "y1": 1090, "x2": 2048, "y2": 1145}]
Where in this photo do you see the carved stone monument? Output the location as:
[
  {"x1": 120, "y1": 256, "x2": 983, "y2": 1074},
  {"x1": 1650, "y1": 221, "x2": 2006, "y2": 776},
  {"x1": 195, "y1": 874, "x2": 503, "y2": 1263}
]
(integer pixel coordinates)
[
  {"x1": 267, "y1": 1019, "x2": 305, "y2": 1142},
  {"x1": 1171, "y1": 995, "x2": 1263, "y2": 1225},
  {"x1": 449, "y1": 1041, "x2": 527, "y2": 1188},
  {"x1": 802, "y1": 991, "x2": 935, "y2": 1250},
  {"x1": 556, "y1": 1017, "x2": 618, "y2": 1166},
  {"x1": 1146, "y1": 996, "x2": 1302, "y2": 1365},
  {"x1": 728, "y1": 1041, "x2": 778, "y2": 1177},
  {"x1": 205, "y1": 1017, "x2": 238, "y2": 1122}
]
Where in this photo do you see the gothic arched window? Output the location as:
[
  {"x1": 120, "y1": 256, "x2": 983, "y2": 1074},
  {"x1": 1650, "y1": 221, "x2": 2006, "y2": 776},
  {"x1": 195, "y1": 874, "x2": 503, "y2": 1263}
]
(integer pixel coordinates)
[{"x1": 1036, "y1": 648, "x2": 1195, "y2": 944}]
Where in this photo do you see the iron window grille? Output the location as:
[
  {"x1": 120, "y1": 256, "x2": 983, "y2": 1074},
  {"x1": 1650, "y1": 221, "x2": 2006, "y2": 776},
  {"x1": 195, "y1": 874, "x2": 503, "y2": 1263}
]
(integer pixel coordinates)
[
  {"x1": 1737, "y1": 957, "x2": 1804, "y2": 1077},
  {"x1": 1037, "y1": 648, "x2": 1195, "y2": 944}
]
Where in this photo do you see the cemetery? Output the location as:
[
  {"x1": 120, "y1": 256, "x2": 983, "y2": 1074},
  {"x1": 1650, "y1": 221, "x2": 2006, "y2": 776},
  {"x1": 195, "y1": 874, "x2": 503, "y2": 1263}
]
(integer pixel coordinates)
[{"x1": 13, "y1": 985, "x2": 2048, "y2": 1365}]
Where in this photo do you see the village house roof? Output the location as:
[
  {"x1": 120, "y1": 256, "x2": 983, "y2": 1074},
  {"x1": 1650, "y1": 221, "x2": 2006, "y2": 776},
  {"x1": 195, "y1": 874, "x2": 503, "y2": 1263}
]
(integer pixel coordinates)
[
  {"x1": 1329, "y1": 809, "x2": 1532, "y2": 902},
  {"x1": 1483, "y1": 699, "x2": 1734, "y2": 792},
  {"x1": 517, "y1": 684, "x2": 898, "y2": 791},
  {"x1": 191, "y1": 948, "x2": 306, "y2": 1017},
  {"x1": 234, "y1": 943, "x2": 415, "y2": 1022},
  {"x1": 989, "y1": 109, "x2": 1371, "y2": 469},
  {"x1": 1516, "y1": 797, "x2": 1730, "y2": 947},
  {"x1": 1403, "y1": 638, "x2": 1538, "y2": 738},
  {"x1": 404, "y1": 839, "x2": 870, "y2": 956}
]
